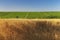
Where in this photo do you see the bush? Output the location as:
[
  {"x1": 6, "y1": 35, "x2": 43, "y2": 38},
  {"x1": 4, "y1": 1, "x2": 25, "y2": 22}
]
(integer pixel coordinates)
[{"x1": 16, "y1": 16, "x2": 19, "y2": 18}]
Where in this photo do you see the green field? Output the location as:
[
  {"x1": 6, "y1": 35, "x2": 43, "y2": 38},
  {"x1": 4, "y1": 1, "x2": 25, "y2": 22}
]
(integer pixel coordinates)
[{"x1": 0, "y1": 12, "x2": 60, "y2": 19}]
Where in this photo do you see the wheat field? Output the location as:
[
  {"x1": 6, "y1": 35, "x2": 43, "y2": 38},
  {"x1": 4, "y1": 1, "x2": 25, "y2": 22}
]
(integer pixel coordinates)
[{"x1": 0, "y1": 19, "x2": 60, "y2": 40}]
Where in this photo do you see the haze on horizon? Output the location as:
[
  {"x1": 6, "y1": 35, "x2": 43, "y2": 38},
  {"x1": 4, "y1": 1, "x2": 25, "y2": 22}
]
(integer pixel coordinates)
[{"x1": 0, "y1": 0, "x2": 60, "y2": 12}]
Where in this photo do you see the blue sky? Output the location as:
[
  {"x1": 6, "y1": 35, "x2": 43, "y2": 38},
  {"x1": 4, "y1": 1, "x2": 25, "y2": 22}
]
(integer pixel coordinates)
[{"x1": 0, "y1": 0, "x2": 60, "y2": 12}]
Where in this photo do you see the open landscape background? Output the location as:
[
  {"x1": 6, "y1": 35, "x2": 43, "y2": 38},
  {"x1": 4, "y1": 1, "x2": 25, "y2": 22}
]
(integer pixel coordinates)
[
  {"x1": 0, "y1": 0, "x2": 60, "y2": 40},
  {"x1": 0, "y1": 12, "x2": 60, "y2": 19}
]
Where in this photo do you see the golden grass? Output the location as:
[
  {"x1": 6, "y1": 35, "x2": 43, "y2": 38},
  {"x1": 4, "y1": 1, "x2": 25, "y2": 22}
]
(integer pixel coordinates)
[{"x1": 0, "y1": 19, "x2": 60, "y2": 40}]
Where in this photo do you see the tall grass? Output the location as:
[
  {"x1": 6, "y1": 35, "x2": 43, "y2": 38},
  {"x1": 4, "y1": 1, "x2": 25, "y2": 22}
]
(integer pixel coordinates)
[{"x1": 0, "y1": 20, "x2": 60, "y2": 40}]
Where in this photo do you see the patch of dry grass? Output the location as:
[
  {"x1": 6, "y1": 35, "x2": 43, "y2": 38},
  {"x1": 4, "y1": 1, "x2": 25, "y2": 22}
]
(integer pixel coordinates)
[{"x1": 0, "y1": 19, "x2": 60, "y2": 40}]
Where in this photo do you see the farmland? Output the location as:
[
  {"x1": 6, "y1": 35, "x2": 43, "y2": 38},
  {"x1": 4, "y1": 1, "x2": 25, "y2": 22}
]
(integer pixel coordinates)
[
  {"x1": 0, "y1": 19, "x2": 60, "y2": 40},
  {"x1": 0, "y1": 12, "x2": 60, "y2": 18}
]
